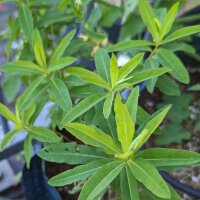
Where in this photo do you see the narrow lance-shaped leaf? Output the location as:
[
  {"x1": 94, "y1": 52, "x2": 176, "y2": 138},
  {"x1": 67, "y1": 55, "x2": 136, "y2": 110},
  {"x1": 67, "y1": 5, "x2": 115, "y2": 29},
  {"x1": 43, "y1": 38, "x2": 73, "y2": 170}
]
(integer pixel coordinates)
[
  {"x1": 95, "y1": 48, "x2": 111, "y2": 84},
  {"x1": 48, "y1": 159, "x2": 112, "y2": 186},
  {"x1": 137, "y1": 148, "x2": 200, "y2": 166},
  {"x1": 162, "y1": 25, "x2": 200, "y2": 44},
  {"x1": 126, "y1": 86, "x2": 139, "y2": 123},
  {"x1": 50, "y1": 77, "x2": 72, "y2": 112},
  {"x1": 120, "y1": 166, "x2": 139, "y2": 200},
  {"x1": 156, "y1": 48, "x2": 190, "y2": 84},
  {"x1": 18, "y1": 3, "x2": 33, "y2": 44},
  {"x1": 32, "y1": 28, "x2": 43, "y2": 50},
  {"x1": 60, "y1": 93, "x2": 106, "y2": 128},
  {"x1": 114, "y1": 94, "x2": 134, "y2": 152},
  {"x1": 128, "y1": 158, "x2": 171, "y2": 199},
  {"x1": 159, "y1": 2, "x2": 179, "y2": 41},
  {"x1": 1, "y1": 61, "x2": 45, "y2": 75},
  {"x1": 23, "y1": 104, "x2": 36, "y2": 125},
  {"x1": 64, "y1": 123, "x2": 122, "y2": 154},
  {"x1": 24, "y1": 135, "x2": 33, "y2": 168},
  {"x1": 34, "y1": 44, "x2": 46, "y2": 70},
  {"x1": 103, "y1": 92, "x2": 114, "y2": 119},
  {"x1": 66, "y1": 67, "x2": 111, "y2": 90},
  {"x1": 0, "y1": 103, "x2": 18, "y2": 123},
  {"x1": 48, "y1": 57, "x2": 76, "y2": 73},
  {"x1": 28, "y1": 126, "x2": 60, "y2": 143},
  {"x1": 78, "y1": 161, "x2": 126, "y2": 200},
  {"x1": 138, "y1": 0, "x2": 158, "y2": 40},
  {"x1": 129, "y1": 105, "x2": 171, "y2": 152},
  {"x1": 50, "y1": 29, "x2": 76, "y2": 64},
  {"x1": 110, "y1": 53, "x2": 118, "y2": 87},
  {"x1": 1, "y1": 128, "x2": 22, "y2": 151},
  {"x1": 118, "y1": 53, "x2": 144, "y2": 81}
]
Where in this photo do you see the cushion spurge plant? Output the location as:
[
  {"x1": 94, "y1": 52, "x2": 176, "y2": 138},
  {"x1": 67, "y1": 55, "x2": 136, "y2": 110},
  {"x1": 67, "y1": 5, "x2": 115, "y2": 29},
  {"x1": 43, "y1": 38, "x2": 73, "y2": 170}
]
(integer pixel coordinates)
[{"x1": 39, "y1": 93, "x2": 200, "y2": 200}]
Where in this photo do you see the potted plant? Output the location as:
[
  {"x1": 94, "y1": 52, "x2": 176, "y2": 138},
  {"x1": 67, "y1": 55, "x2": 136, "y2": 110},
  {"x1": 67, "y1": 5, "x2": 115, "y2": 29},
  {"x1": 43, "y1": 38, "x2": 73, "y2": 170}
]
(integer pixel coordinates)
[{"x1": 1, "y1": 0, "x2": 200, "y2": 199}]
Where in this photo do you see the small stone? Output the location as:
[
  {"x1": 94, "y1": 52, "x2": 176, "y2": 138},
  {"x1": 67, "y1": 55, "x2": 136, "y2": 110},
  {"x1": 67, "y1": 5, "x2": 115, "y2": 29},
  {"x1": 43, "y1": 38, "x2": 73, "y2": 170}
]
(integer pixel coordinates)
[{"x1": 192, "y1": 175, "x2": 199, "y2": 183}]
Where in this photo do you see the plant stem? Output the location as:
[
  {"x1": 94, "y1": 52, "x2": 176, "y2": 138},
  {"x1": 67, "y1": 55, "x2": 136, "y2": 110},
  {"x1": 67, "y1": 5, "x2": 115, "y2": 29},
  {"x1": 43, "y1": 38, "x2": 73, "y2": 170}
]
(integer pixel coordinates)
[{"x1": 148, "y1": 44, "x2": 159, "y2": 59}]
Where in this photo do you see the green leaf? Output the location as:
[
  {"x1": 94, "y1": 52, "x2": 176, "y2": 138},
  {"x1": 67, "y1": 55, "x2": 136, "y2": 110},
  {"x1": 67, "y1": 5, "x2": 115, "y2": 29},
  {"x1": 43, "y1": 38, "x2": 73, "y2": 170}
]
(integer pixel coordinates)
[
  {"x1": 66, "y1": 67, "x2": 111, "y2": 90},
  {"x1": 24, "y1": 135, "x2": 33, "y2": 168},
  {"x1": 123, "y1": 68, "x2": 170, "y2": 85},
  {"x1": 156, "y1": 74, "x2": 180, "y2": 96},
  {"x1": 28, "y1": 126, "x2": 60, "y2": 143},
  {"x1": 0, "y1": 103, "x2": 18, "y2": 123},
  {"x1": 138, "y1": 0, "x2": 158, "y2": 40},
  {"x1": 136, "y1": 106, "x2": 150, "y2": 126},
  {"x1": 126, "y1": 86, "x2": 139, "y2": 124},
  {"x1": 87, "y1": 7, "x2": 102, "y2": 30},
  {"x1": 114, "y1": 94, "x2": 134, "y2": 152},
  {"x1": 156, "y1": 48, "x2": 189, "y2": 84},
  {"x1": 159, "y1": 2, "x2": 179, "y2": 41},
  {"x1": 129, "y1": 105, "x2": 171, "y2": 152},
  {"x1": 107, "y1": 40, "x2": 154, "y2": 52},
  {"x1": 50, "y1": 77, "x2": 72, "y2": 112},
  {"x1": 60, "y1": 94, "x2": 106, "y2": 128},
  {"x1": 17, "y1": 77, "x2": 48, "y2": 112},
  {"x1": 128, "y1": 158, "x2": 170, "y2": 199},
  {"x1": 1, "y1": 128, "x2": 22, "y2": 151},
  {"x1": 34, "y1": 44, "x2": 46, "y2": 69},
  {"x1": 64, "y1": 123, "x2": 122, "y2": 154},
  {"x1": 144, "y1": 58, "x2": 160, "y2": 94},
  {"x1": 23, "y1": 104, "x2": 36, "y2": 125},
  {"x1": 188, "y1": 84, "x2": 200, "y2": 91},
  {"x1": 48, "y1": 159, "x2": 112, "y2": 186},
  {"x1": 162, "y1": 25, "x2": 200, "y2": 44},
  {"x1": 38, "y1": 143, "x2": 108, "y2": 165},
  {"x1": 110, "y1": 53, "x2": 118, "y2": 87},
  {"x1": 1, "y1": 61, "x2": 45, "y2": 75},
  {"x1": 118, "y1": 53, "x2": 144, "y2": 81},
  {"x1": 103, "y1": 92, "x2": 114, "y2": 119},
  {"x1": 137, "y1": 148, "x2": 200, "y2": 167},
  {"x1": 48, "y1": 57, "x2": 76, "y2": 73},
  {"x1": 18, "y1": 3, "x2": 33, "y2": 44},
  {"x1": 50, "y1": 29, "x2": 76, "y2": 64},
  {"x1": 79, "y1": 161, "x2": 125, "y2": 200},
  {"x1": 120, "y1": 166, "x2": 139, "y2": 200},
  {"x1": 32, "y1": 28, "x2": 43, "y2": 50}
]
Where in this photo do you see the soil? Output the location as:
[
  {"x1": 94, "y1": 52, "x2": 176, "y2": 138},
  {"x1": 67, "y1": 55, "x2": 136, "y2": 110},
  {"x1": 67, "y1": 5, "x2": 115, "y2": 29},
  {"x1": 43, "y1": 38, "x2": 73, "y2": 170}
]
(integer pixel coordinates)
[{"x1": 139, "y1": 67, "x2": 200, "y2": 200}]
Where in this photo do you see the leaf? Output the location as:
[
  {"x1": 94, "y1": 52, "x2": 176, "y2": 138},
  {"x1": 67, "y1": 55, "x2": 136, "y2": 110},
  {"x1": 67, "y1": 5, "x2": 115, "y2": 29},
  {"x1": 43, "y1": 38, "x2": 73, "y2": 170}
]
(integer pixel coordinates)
[
  {"x1": 1, "y1": 128, "x2": 22, "y2": 151},
  {"x1": 50, "y1": 29, "x2": 76, "y2": 64},
  {"x1": 66, "y1": 67, "x2": 111, "y2": 90},
  {"x1": 0, "y1": 103, "x2": 18, "y2": 123},
  {"x1": 107, "y1": 40, "x2": 154, "y2": 52},
  {"x1": 48, "y1": 57, "x2": 76, "y2": 73},
  {"x1": 123, "y1": 68, "x2": 170, "y2": 85},
  {"x1": 128, "y1": 158, "x2": 170, "y2": 199},
  {"x1": 114, "y1": 94, "x2": 134, "y2": 152},
  {"x1": 103, "y1": 92, "x2": 114, "y2": 119},
  {"x1": 136, "y1": 106, "x2": 150, "y2": 126},
  {"x1": 28, "y1": 126, "x2": 60, "y2": 143},
  {"x1": 50, "y1": 77, "x2": 72, "y2": 112},
  {"x1": 126, "y1": 86, "x2": 139, "y2": 123},
  {"x1": 156, "y1": 48, "x2": 189, "y2": 84},
  {"x1": 60, "y1": 94, "x2": 106, "y2": 128},
  {"x1": 23, "y1": 104, "x2": 36, "y2": 125},
  {"x1": 110, "y1": 53, "x2": 118, "y2": 87},
  {"x1": 138, "y1": 0, "x2": 158, "y2": 40},
  {"x1": 34, "y1": 44, "x2": 46, "y2": 69},
  {"x1": 17, "y1": 77, "x2": 48, "y2": 112},
  {"x1": 143, "y1": 58, "x2": 160, "y2": 94},
  {"x1": 18, "y1": 3, "x2": 33, "y2": 43},
  {"x1": 48, "y1": 159, "x2": 112, "y2": 186},
  {"x1": 129, "y1": 105, "x2": 171, "y2": 152},
  {"x1": 1, "y1": 61, "x2": 45, "y2": 75},
  {"x1": 137, "y1": 148, "x2": 200, "y2": 167},
  {"x1": 64, "y1": 123, "x2": 122, "y2": 154},
  {"x1": 38, "y1": 143, "x2": 108, "y2": 165},
  {"x1": 120, "y1": 166, "x2": 139, "y2": 200},
  {"x1": 32, "y1": 28, "x2": 43, "y2": 50},
  {"x1": 162, "y1": 25, "x2": 200, "y2": 44},
  {"x1": 159, "y1": 2, "x2": 179, "y2": 41},
  {"x1": 79, "y1": 161, "x2": 125, "y2": 200},
  {"x1": 156, "y1": 74, "x2": 180, "y2": 96},
  {"x1": 118, "y1": 53, "x2": 144, "y2": 81},
  {"x1": 188, "y1": 84, "x2": 200, "y2": 91},
  {"x1": 87, "y1": 7, "x2": 102, "y2": 30},
  {"x1": 24, "y1": 135, "x2": 33, "y2": 168}
]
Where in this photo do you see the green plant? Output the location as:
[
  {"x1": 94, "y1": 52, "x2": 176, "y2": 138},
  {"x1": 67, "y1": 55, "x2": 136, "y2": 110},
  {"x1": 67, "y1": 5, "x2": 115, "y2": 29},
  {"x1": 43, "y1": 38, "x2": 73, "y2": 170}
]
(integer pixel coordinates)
[{"x1": 0, "y1": 0, "x2": 200, "y2": 199}]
